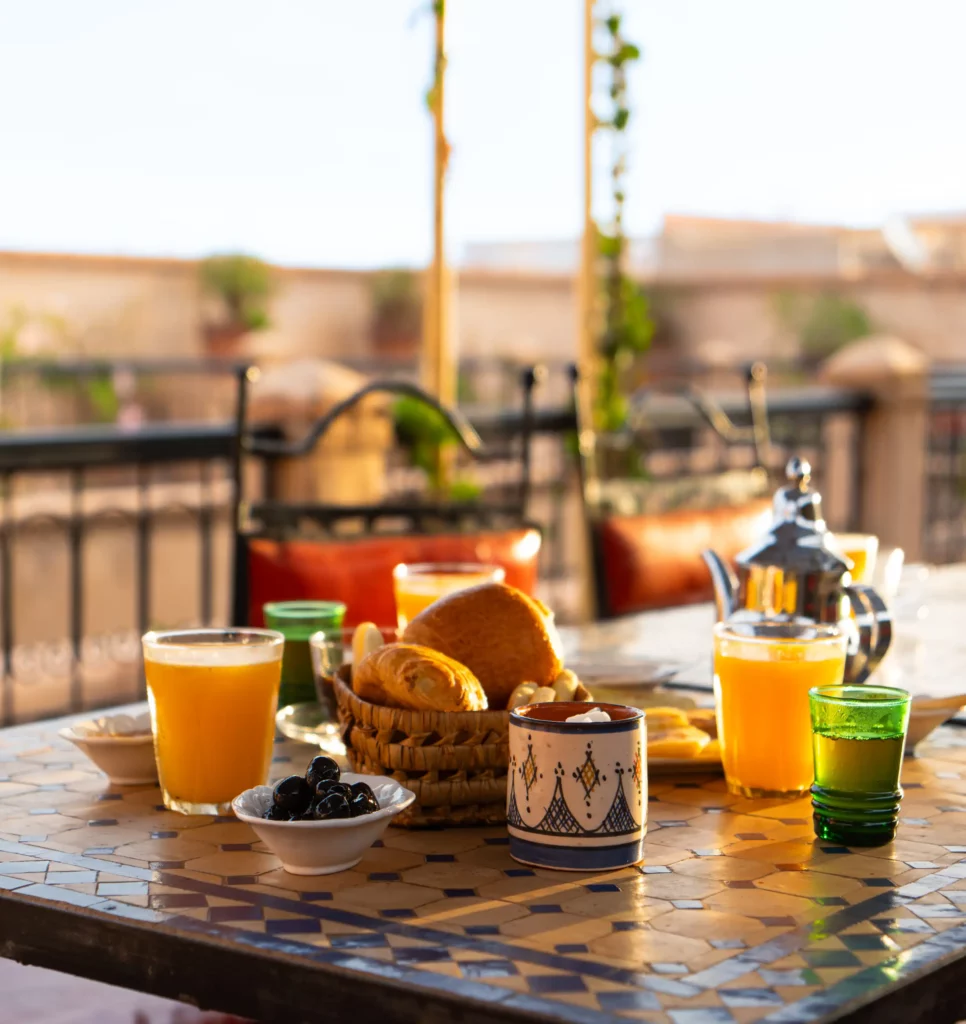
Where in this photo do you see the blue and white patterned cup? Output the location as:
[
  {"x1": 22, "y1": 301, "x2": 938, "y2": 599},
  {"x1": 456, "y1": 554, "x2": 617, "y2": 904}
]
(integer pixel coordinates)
[{"x1": 507, "y1": 702, "x2": 647, "y2": 871}]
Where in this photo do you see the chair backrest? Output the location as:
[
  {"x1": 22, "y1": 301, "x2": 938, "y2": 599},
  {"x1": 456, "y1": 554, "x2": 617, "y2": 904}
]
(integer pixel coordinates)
[
  {"x1": 234, "y1": 370, "x2": 543, "y2": 626},
  {"x1": 573, "y1": 363, "x2": 774, "y2": 618},
  {"x1": 245, "y1": 528, "x2": 541, "y2": 628},
  {"x1": 592, "y1": 501, "x2": 771, "y2": 616}
]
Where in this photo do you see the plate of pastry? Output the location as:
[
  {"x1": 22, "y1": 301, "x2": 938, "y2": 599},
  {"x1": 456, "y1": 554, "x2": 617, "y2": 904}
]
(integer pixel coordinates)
[{"x1": 644, "y1": 706, "x2": 722, "y2": 774}]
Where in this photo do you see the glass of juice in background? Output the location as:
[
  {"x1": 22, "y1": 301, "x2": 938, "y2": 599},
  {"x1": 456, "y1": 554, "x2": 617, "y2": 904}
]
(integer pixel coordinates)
[
  {"x1": 830, "y1": 532, "x2": 879, "y2": 585},
  {"x1": 142, "y1": 628, "x2": 284, "y2": 814},
  {"x1": 263, "y1": 600, "x2": 346, "y2": 708},
  {"x1": 392, "y1": 562, "x2": 505, "y2": 629},
  {"x1": 713, "y1": 621, "x2": 848, "y2": 798},
  {"x1": 810, "y1": 684, "x2": 911, "y2": 846}
]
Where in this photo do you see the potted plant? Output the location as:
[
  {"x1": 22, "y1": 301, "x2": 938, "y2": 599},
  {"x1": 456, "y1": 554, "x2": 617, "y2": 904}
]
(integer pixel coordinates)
[
  {"x1": 200, "y1": 254, "x2": 274, "y2": 357},
  {"x1": 370, "y1": 269, "x2": 422, "y2": 362}
]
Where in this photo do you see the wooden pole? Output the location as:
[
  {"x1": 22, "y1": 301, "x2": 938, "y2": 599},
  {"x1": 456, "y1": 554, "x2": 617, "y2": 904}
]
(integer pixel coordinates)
[
  {"x1": 576, "y1": 0, "x2": 597, "y2": 429},
  {"x1": 576, "y1": 0, "x2": 600, "y2": 620},
  {"x1": 421, "y1": 2, "x2": 455, "y2": 408}
]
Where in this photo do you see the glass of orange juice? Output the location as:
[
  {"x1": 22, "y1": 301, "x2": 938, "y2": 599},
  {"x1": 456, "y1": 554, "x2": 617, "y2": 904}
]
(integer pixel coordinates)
[
  {"x1": 829, "y1": 532, "x2": 879, "y2": 585},
  {"x1": 392, "y1": 562, "x2": 505, "y2": 629},
  {"x1": 142, "y1": 628, "x2": 284, "y2": 815},
  {"x1": 713, "y1": 621, "x2": 848, "y2": 798}
]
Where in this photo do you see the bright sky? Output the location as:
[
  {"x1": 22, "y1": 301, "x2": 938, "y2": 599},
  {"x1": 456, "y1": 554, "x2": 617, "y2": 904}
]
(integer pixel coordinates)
[{"x1": 0, "y1": 0, "x2": 963, "y2": 268}]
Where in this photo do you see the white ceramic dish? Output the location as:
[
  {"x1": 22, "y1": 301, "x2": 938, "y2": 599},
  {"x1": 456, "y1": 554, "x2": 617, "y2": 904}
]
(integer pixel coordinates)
[
  {"x1": 59, "y1": 711, "x2": 157, "y2": 785},
  {"x1": 906, "y1": 694, "x2": 966, "y2": 752},
  {"x1": 232, "y1": 773, "x2": 416, "y2": 875},
  {"x1": 564, "y1": 657, "x2": 680, "y2": 688}
]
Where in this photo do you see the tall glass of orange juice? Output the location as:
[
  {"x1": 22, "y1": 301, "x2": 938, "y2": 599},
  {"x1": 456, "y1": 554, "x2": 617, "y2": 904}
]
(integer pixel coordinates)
[
  {"x1": 142, "y1": 628, "x2": 284, "y2": 815},
  {"x1": 713, "y1": 621, "x2": 847, "y2": 798},
  {"x1": 392, "y1": 562, "x2": 505, "y2": 629}
]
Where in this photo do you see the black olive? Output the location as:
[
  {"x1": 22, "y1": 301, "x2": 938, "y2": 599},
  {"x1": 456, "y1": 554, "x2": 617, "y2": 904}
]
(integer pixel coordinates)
[
  {"x1": 349, "y1": 781, "x2": 375, "y2": 800},
  {"x1": 313, "y1": 779, "x2": 352, "y2": 800},
  {"x1": 306, "y1": 755, "x2": 341, "y2": 789},
  {"x1": 263, "y1": 804, "x2": 291, "y2": 821},
  {"x1": 273, "y1": 774, "x2": 313, "y2": 814},
  {"x1": 313, "y1": 792, "x2": 352, "y2": 820},
  {"x1": 349, "y1": 791, "x2": 379, "y2": 817}
]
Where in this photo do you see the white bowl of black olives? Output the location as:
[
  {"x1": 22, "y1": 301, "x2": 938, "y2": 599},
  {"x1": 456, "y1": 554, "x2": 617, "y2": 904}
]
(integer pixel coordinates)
[{"x1": 232, "y1": 755, "x2": 416, "y2": 875}]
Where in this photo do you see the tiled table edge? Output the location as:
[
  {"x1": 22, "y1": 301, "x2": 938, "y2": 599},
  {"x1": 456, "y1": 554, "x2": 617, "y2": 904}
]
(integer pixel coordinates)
[{"x1": 4, "y1": 558, "x2": 966, "y2": 1024}]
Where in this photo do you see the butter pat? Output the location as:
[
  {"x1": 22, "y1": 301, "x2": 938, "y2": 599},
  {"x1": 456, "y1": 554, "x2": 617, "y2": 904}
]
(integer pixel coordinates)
[{"x1": 565, "y1": 706, "x2": 611, "y2": 724}]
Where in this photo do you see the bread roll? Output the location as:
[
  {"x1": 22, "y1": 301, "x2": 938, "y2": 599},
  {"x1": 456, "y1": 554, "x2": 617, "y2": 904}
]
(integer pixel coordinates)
[
  {"x1": 402, "y1": 582, "x2": 564, "y2": 709},
  {"x1": 507, "y1": 682, "x2": 538, "y2": 709},
  {"x1": 552, "y1": 669, "x2": 580, "y2": 701},
  {"x1": 353, "y1": 643, "x2": 487, "y2": 712}
]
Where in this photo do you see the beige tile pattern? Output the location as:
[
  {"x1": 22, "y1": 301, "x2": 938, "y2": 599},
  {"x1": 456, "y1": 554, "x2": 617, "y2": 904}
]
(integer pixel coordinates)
[{"x1": 1, "y1": 710, "x2": 966, "y2": 1023}]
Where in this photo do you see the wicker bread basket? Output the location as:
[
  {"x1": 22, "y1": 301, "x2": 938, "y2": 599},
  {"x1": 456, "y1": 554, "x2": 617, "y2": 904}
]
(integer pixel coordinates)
[{"x1": 332, "y1": 665, "x2": 591, "y2": 827}]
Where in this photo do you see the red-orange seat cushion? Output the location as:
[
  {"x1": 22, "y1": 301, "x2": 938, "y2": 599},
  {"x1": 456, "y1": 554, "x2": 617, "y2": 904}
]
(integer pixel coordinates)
[
  {"x1": 247, "y1": 527, "x2": 542, "y2": 628},
  {"x1": 596, "y1": 500, "x2": 771, "y2": 616}
]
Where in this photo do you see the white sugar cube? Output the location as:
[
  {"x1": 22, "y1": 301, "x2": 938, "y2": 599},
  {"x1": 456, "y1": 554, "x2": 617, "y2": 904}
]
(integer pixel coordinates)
[{"x1": 564, "y1": 707, "x2": 612, "y2": 724}]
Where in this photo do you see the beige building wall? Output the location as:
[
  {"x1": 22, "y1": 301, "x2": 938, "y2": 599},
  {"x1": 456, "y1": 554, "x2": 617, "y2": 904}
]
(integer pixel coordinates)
[
  {"x1": 1, "y1": 250, "x2": 965, "y2": 379},
  {"x1": 251, "y1": 268, "x2": 374, "y2": 363},
  {"x1": 654, "y1": 273, "x2": 966, "y2": 364},
  {"x1": 0, "y1": 252, "x2": 200, "y2": 358}
]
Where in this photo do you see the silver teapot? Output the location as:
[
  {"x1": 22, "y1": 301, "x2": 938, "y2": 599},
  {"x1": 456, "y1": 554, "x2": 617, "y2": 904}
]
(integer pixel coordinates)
[{"x1": 702, "y1": 457, "x2": 892, "y2": 683}]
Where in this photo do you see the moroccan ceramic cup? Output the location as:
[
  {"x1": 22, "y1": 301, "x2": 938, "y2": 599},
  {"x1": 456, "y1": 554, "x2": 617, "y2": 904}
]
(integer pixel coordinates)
[{"x1": 507, "y1": 702, "x2": 647, "y2": 871}]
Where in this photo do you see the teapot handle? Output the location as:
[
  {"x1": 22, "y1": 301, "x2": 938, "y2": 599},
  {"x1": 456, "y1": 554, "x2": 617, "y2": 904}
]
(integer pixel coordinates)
[
  {"x1": 843, "y1": 586, "x2": 876, "y2": 683},
  {"x1": 846, "y1": 583, "x2": 893, "y2": 681}
]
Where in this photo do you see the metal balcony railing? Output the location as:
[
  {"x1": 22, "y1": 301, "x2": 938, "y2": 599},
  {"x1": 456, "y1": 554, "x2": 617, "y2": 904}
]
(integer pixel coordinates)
[{"x1": 0, "y1": 358, "x2": 876, "y2": 724}]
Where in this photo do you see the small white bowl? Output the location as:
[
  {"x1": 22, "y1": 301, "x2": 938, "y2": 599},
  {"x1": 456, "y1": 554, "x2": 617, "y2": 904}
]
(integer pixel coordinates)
[
  {"x1": 232, "y1": 774, "x2": 416, "y2": 875},
  {"x1": 906, "y1": 694, "x2": 966, "y2": 753},
  {"x1": 59, "y1": 711, "x2": 157, "y2": 785}
]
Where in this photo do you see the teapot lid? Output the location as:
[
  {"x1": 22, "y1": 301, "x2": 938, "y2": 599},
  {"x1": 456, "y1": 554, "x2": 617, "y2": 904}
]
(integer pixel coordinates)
[{"x1": 736, "y1": 457, "x2": 850, "y2": 575}]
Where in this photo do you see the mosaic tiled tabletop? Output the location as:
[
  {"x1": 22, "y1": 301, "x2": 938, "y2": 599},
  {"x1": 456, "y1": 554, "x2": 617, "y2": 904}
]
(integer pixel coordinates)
[
  {"x1": 4, "y1": 716, "x2": 966, "y2": 1024},
  {"x1": 1, "y1": 568, "x2": 965, "y2": 1024}
]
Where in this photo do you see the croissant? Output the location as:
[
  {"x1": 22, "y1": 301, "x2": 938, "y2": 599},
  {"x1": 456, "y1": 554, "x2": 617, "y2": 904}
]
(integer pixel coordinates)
[
  {"x1": 352, "y1": 643, "x2": 488, "y2": 712},
  {"x1": 402, "y1": 582, "x2": 563, "y2": 709}
]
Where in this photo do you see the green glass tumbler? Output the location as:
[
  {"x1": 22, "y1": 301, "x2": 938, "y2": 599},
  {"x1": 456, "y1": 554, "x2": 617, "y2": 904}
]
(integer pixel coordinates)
[
  {"x1": 262, "y1": 601, "x2": 346, "y2": 708},
  {"x1": 809, "y1": 684, "x2": 911, "y2": 847}
]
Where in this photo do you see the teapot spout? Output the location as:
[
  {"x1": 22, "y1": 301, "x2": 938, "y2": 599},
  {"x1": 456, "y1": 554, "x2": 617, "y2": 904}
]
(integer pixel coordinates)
[{"x1": 702, "y1": 549, "x2": 738, "y2": 621}]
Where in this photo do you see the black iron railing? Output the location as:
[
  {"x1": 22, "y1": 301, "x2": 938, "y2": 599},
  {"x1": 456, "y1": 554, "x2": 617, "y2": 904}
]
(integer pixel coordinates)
[
  {"x1": 0, "y1": 362, "x2": 250, "y2": 724},
  {"x1": 468, "y1": 378, "x2": 872, "y2": 619},
  {"x1": 924, "y1": 368, "x2": 966, "y2": 563},
  {"x1": 0, "y1": 359, "x2": 875, "y2": 724}
]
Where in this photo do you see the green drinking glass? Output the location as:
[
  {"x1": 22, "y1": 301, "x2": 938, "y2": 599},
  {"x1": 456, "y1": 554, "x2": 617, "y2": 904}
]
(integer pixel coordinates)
[
  {"x1": 809, "y1": 684, "x2": 911, "y2": 847},
  {"x1": 262, "y1": 601, "x2": 346, "y2": 708}
]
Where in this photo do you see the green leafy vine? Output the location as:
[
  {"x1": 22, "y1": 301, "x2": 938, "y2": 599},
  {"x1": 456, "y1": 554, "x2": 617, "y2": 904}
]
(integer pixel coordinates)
[
  {"x1": 393, "y1": 395, "x2": 482, "y2": 501},
  {"x1": 594, "y1": 6, "x2": 653, "y2": 431},
  {"x1": 425, "y1": 0, "x2": 450, "y2": 174}
]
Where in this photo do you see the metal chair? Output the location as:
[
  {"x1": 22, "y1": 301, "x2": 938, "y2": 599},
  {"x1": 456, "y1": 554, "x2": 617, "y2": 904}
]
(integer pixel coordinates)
[
  {"x1": 573, "y1": 363, "x2": 775, "y2": 618},
  {"x1": 232, "y1": 369, "x2": 544, "y2": 627}
]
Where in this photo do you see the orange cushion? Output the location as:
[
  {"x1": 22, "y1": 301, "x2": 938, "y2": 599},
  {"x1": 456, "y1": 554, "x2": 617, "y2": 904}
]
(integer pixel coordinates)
[
  {"x1": 597, "y1": 500, "x2": 771, "y2": 616},
  {"x1": 247, "y1": 528, "x2": 542, "y2": 628}
]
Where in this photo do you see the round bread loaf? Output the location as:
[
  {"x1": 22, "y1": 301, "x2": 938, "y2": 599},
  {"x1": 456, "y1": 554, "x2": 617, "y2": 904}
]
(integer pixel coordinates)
[{"x1": 402, "y1": 582, "x2": 564, "y2": 709}]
